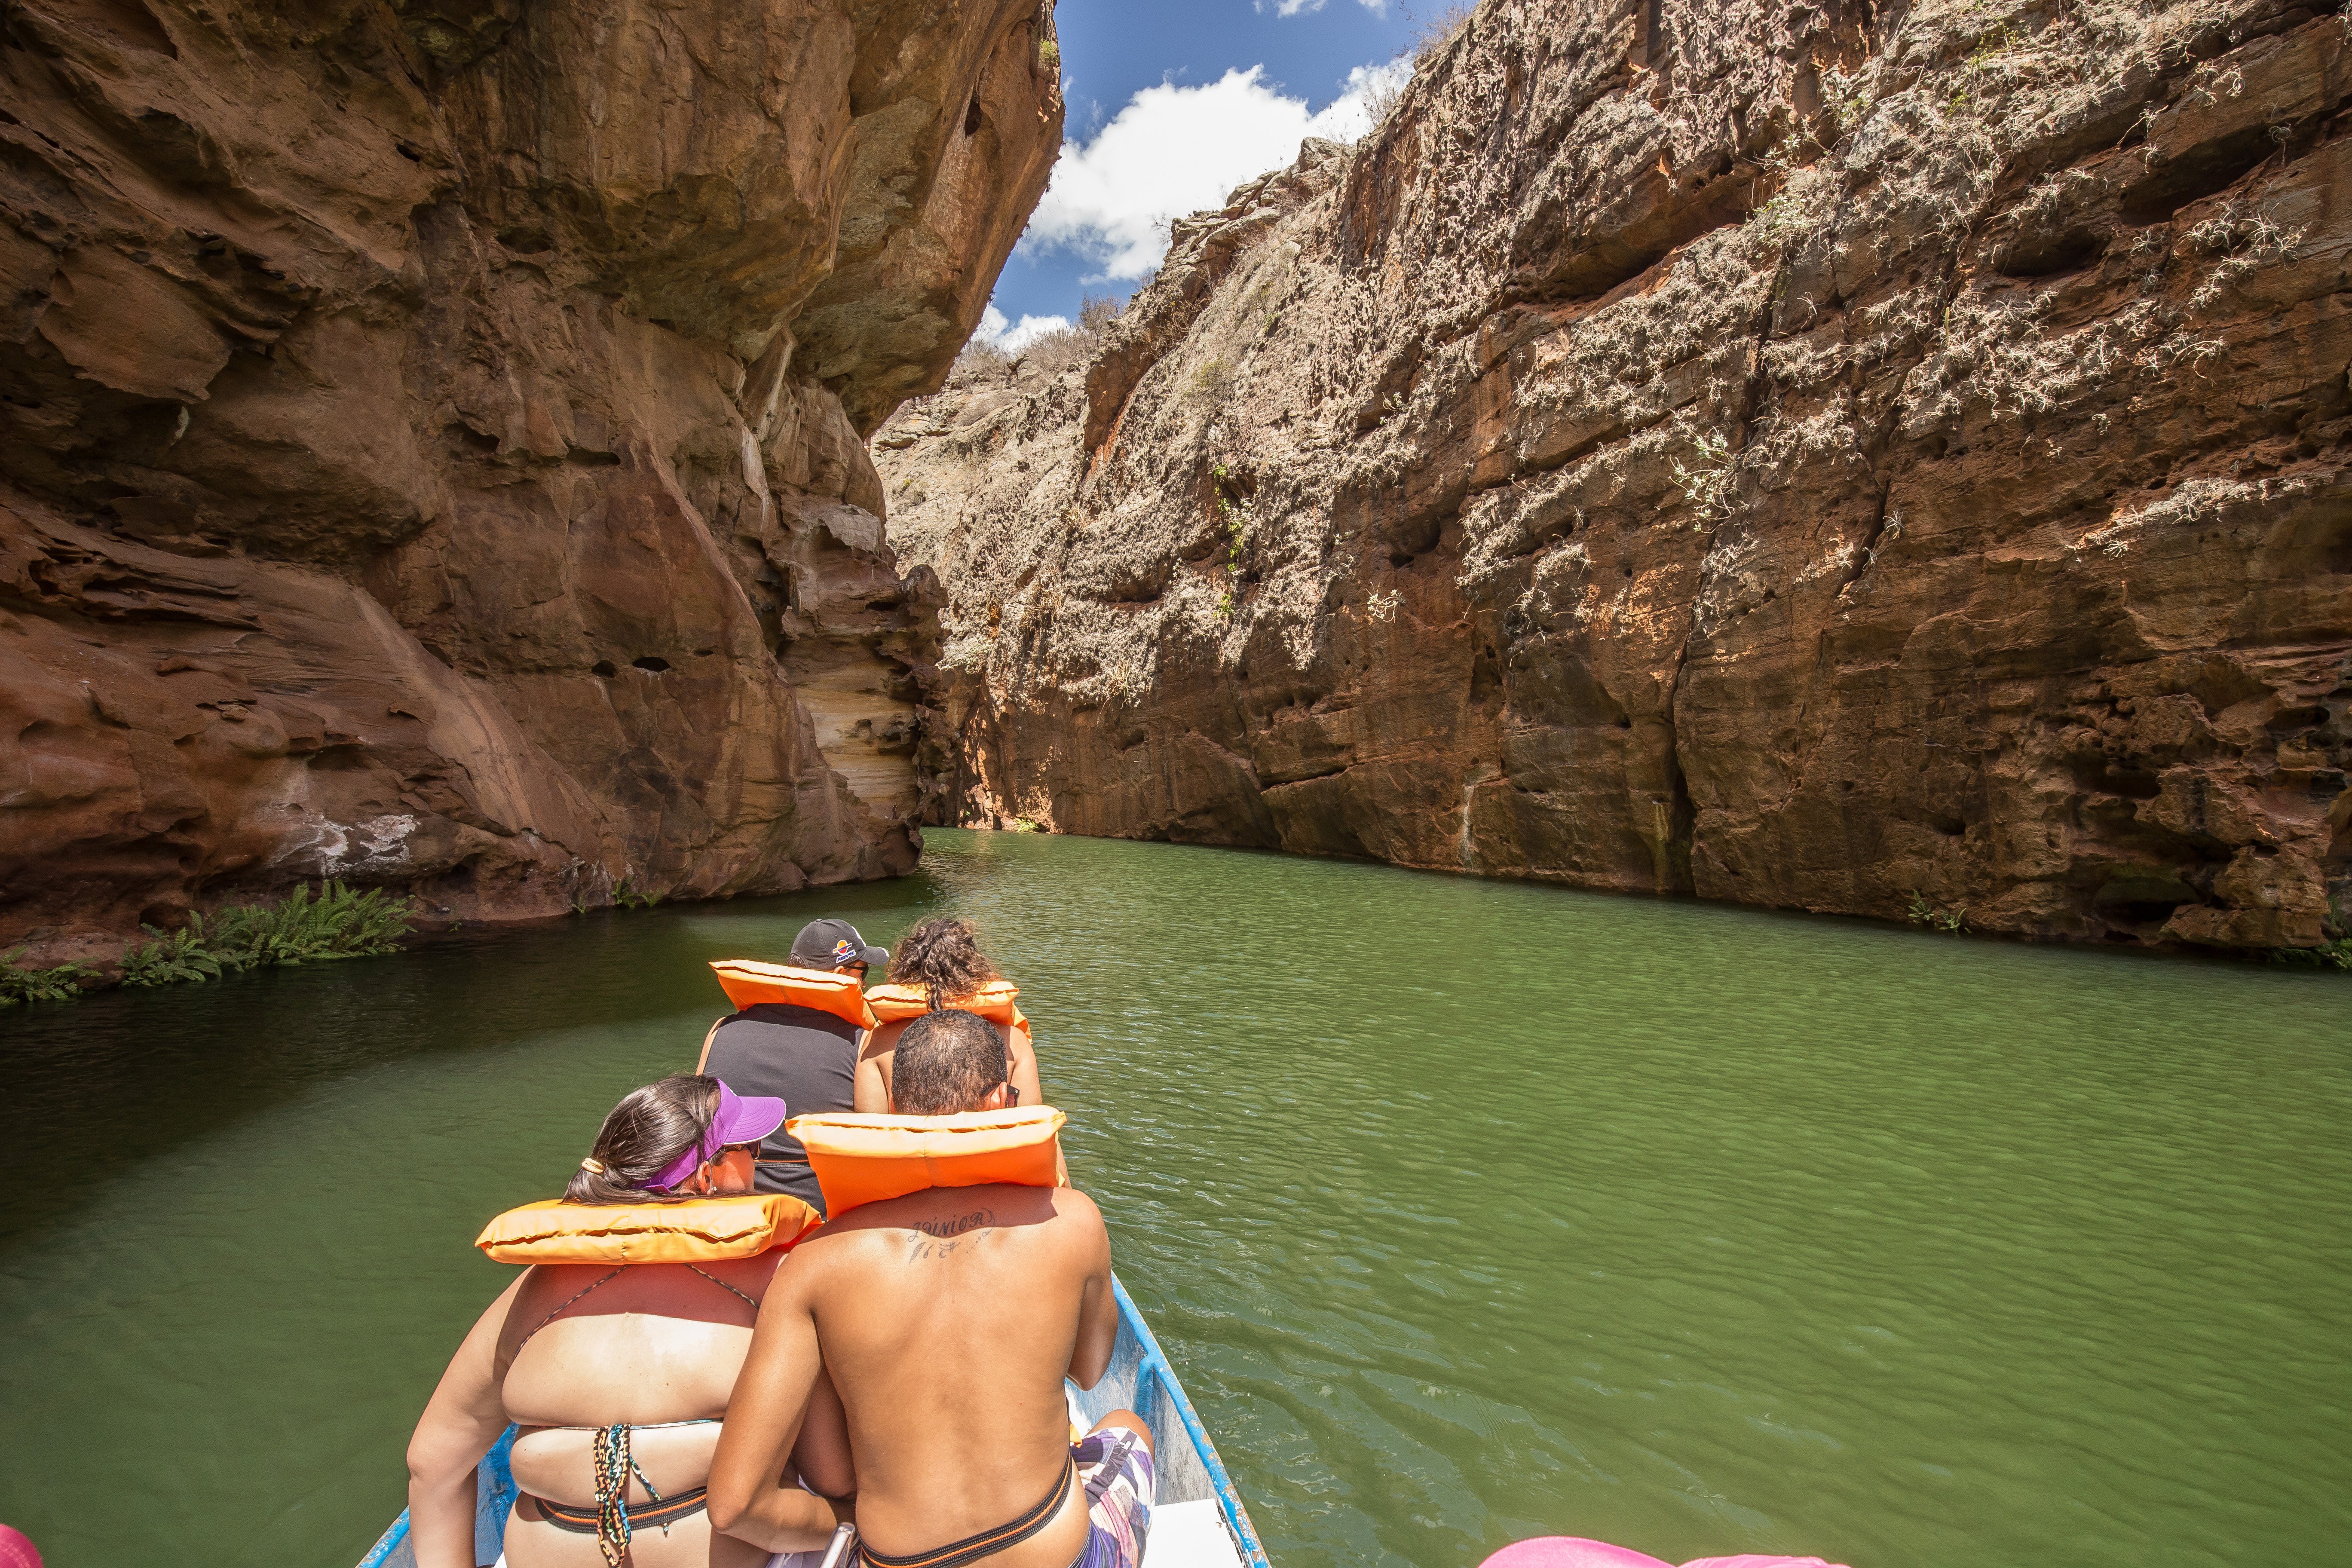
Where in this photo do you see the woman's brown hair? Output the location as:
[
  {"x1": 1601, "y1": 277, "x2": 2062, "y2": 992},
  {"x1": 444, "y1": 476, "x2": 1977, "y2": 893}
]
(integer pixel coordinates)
[
  {"x1": 888, "y1": 916, "x2": 1001, "y2": 1012},
  {"x1": 562, "y1": 1074, "x2": 720, "y2": 1204}
]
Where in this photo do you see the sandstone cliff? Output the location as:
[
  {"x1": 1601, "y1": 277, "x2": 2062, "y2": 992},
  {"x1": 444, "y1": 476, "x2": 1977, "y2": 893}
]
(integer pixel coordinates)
[
  {"x1": 1, "y1": 0, "x2": 1060, "y2": 961},
  {"x1": 878, "y1": 0, "x2": 2352, "y2": 954}
]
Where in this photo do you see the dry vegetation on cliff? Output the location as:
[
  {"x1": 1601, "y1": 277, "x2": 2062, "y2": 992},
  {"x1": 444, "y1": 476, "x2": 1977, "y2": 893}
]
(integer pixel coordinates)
[{"x1": 876, "y1": 0, "x2": 2352, "y2": 957}]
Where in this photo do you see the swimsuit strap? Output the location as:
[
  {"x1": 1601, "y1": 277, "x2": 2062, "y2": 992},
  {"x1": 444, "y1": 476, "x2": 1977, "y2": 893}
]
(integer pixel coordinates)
[
  {"x1": 518, "y1": 1269, "x2": 623, "y2": 1349},
  {"x1": 546, "y1": 1418, "x2": 721, "y2": 1433},
  {"x1": 533, "y1": 1486, "x2": 709, "y2": 1539},
  {"x1": 520, "y1": 1261, "x2": 753, "y2": 1353},
  {"x1": 857, "y1": 1459, "x2": 1074, "y2": 1568},
  {"x1": 684, "y1": 1262, "x2": 761, "y2": 1314}
]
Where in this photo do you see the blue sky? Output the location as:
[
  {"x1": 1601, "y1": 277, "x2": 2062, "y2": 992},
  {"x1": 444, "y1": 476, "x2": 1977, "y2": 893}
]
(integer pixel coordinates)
[{"x1": 979, "y1": 0, "x2": 1434, "y2": 346}]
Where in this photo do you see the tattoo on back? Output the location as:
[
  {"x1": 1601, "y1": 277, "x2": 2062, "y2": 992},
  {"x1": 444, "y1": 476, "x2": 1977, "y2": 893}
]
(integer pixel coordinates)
[
  {"x1": 905, "y1": 1210, "x2": 996, "y2": 1259},
  {"x1": 913, "y1": 1209, "x2": 993, "y2": 1239}
]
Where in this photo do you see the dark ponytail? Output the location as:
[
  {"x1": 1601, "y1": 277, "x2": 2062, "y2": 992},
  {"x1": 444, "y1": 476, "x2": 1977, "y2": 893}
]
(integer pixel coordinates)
[
  {"x1": 889, "y1": 916, "x2": 1000, "y2": 1013},
  {"x1": 563, "y1": 1074, "x2": 721, "y2": 1204}
]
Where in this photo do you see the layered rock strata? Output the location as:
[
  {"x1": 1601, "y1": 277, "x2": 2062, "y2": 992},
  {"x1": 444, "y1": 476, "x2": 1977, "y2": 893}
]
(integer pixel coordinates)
[
  {"x1": 879, "y1": 0, "x2": 2352, "y2": 952},
  {"x1": 1, "y1": 0, "x2": 1060, "y2": 960}
]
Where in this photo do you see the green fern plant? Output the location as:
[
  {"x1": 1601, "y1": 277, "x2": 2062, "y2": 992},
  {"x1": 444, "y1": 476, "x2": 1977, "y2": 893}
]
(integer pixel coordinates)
[
  {"x1": 0, "y1": 948, "x2": 92, "y2": 1006},
  {"x1": 613, "y1": 878, "x2": 662, "y2": 910},
  {"x1": 1906, "y1": 892, "x2": 1968, "y2": 934},
  {"x1": 120, "y1": 917, "x2": 227, "y2": 987},
  {"x1": 9, "y1": 881, "x2": 414, "y2": 1008},
  {"x1": 209, "y1": 880, "x2": 416, "y2": 967}
]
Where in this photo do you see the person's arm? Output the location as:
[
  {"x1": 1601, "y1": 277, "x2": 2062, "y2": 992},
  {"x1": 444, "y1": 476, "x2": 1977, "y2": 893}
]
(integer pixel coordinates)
[
  {"x1": 695, "y1": 1018, "x2": 723, "y2": 1073},
  {"x1": 1063, "y1": 1193, "x2": 1118, "y2": 1390},
  {"x1": 790, "y1": 1364, "x2": 858, "y2": 1499},
  {"x1": 406, "y1": 1274, "x2": 527, "y2": 1568},
  {"x1": 853, "y1": 1035, "x2": 890, "y2": 1114},
  {"x1": 1006, "y1": 1016, "x2": 1043, "y2": 1108},
  {"x1": 706, "y1": 1255, "x2": 854, "y2": 1552}
]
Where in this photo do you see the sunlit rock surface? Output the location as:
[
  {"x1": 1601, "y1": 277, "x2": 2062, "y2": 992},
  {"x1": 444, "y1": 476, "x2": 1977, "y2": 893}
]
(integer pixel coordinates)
[
  {"x1": 877, "y1": 0, "x2": 2350, "y2": 954},
  {"x1": 0, "y1": 0, "x2": 1061, "y2": 959}
]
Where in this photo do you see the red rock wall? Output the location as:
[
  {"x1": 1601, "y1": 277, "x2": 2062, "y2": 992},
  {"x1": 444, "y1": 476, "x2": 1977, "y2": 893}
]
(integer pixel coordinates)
[
  {"x1": 0, "y1": 0, "x2": 1062, "y2": 960},
  {"x1": 877, "y1": 0, "x2": 2351, "y2": 955}
]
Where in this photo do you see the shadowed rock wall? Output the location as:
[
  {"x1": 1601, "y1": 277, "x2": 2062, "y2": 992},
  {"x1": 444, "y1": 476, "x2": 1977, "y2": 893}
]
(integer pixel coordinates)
[
  {"x1": 878, "y1": 0, "x2": 2351, "y2": 954},
  {"x1": 0, "y1": 0, "x2": 1061, "y2": 961}
]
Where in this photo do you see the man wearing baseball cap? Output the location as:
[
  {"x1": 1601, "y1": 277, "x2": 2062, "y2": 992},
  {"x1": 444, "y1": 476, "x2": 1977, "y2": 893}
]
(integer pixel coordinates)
[
  {"x1": 784, "y1": 917, "x2": 890, "y2": 972},
  {"x1": 694, "y1": 919, "x2": 888, "y2": 1217}
]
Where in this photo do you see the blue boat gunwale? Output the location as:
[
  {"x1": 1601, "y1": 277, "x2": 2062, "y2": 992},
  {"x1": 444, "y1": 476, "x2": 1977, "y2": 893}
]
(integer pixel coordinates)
[
  {"x1": 357, "y1": 1275, "x2": 1268, "y2": 1567},
  {"x1": 1108, "y1": 1276, "x2": 1271, "y2": 1568}
]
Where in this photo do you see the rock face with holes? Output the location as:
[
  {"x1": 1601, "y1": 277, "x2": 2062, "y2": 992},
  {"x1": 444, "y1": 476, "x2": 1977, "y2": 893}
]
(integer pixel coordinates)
[
  {"x1": 0, "y1": 0, "x2": 1062, "y2": 960},
  {"x1": 876, "y1": 0, "x2": 2352, "y2": 954}
]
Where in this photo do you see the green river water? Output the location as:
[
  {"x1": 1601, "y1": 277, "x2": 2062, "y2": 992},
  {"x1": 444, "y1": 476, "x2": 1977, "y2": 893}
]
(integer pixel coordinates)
[{"x1": 1, "y1": 830, "x2": 2347, "y2": 1568}]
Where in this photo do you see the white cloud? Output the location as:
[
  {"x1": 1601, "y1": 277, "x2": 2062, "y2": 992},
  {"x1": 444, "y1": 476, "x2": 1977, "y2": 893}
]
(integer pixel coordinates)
[
  {"x1": 1256, "y1": 0, "x2": 1388, "y2": 12},
  {"x1": 1023, "y1": 60, "x2": 1413, "y2": 281},
  {"x1": 975, "y1": 304, "x2": 1073, "y2": 352}
]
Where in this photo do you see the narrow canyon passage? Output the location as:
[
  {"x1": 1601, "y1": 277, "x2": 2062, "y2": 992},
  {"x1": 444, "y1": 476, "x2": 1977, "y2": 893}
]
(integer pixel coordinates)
[{"x1": 2, "y1": 3, "x2": 2347, "y2": 1567}]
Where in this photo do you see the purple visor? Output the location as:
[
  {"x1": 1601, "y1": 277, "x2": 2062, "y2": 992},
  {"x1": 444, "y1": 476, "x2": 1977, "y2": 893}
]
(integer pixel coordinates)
[{"x1": 650, "y1": 1082, "x2": 788, "y2": 1191}]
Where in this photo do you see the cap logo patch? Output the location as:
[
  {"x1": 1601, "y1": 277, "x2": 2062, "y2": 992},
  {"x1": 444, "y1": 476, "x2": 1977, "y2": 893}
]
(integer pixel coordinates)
[{"x1": 832, "y1": 939, "x2": 859, "y2": 963}]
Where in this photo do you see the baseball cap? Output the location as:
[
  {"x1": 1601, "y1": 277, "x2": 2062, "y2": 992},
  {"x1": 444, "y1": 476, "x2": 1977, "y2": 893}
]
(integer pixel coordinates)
[
  {"x1": 649, "y1": 1082, "x2": 789, "y2": 1191},
  {"x1": 789, "y1": 918, "x2": 888, "y2": 970}
]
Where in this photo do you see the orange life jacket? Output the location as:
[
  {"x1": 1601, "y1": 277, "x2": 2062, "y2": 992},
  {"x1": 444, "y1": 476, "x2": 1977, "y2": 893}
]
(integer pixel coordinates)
[
  {"x1": 787, "y1": 1106, "x2": 1068, "y2": 1219},
  {"x1": 474, "y1": 1192, "x2": 821, "y2": 1265},
  {"x1": 709, "y1": 960, "x2": 879, "y2": 1030},
  {"x1": 865, "y1": 980, "x2": 1023, "y2": 1027},
  {"x1": 862, "y1": 982, "x2": 1032, "y2": 1070}
]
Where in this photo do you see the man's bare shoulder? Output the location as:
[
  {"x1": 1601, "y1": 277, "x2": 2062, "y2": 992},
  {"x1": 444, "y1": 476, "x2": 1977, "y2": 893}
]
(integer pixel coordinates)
[
  {"x1": 1043, "y1": 1185, "x2": 1104, "y2": 1229},
  {"x1": 787, "y1": 1184, "x2": 1105, "y2": 1265}
]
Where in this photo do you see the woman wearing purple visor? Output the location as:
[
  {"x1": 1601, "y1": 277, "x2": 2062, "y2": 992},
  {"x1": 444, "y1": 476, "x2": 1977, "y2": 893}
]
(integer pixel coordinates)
[{"x1": 403, "y1": 1075, "x2": 852, "y2": 1568}]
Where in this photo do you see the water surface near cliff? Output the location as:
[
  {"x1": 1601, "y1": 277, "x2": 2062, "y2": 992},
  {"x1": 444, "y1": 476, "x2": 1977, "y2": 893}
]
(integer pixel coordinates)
[{"x1": 1, "y1": 831, "x2": 2346, "y2": 1568}]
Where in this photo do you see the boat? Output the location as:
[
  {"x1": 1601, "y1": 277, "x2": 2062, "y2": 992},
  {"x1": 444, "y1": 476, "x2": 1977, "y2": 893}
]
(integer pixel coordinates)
[{"x1": 358, "y1": 1274, "x2": 1269, "y2": 1568}]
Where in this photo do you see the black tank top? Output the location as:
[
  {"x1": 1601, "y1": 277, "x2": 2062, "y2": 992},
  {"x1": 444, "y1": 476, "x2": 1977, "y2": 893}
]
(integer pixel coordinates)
[{"x1": 701, "y1": 1001, "x2": 861, "y2": 1216}]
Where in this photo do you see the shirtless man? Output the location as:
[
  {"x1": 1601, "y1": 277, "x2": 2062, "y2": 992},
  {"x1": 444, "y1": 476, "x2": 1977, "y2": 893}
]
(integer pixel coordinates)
[
  {"x1": 708, "y1": 1010, "x2": 1155, "y2": 1568},
  {"x1": 404, "y1": 1076, "x2": 849, "y2": 1568}
]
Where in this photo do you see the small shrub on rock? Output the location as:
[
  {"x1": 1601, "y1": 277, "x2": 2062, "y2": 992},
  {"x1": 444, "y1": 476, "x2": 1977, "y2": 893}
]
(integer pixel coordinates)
[
  {"x1": 0, "y1": 949, "x2": 93, "y2": 1006},
  {"x1": 28, "y1": 880, "x2": 419, "y2": 1008}
]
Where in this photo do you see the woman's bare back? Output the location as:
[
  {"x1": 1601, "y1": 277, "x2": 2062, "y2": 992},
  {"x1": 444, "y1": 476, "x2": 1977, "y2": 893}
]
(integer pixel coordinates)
[{"x1": 498, "y1": 1258, "x2": 777, "y2": 1568}]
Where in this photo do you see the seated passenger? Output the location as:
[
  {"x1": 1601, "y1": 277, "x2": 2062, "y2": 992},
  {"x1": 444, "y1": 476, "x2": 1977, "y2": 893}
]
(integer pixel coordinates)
[
  {"x1": 699, "y1": 918, "x2": 890, "y2": 1217},
  {"x1": 854, "y1": 917, "x2": 1042, "y2": 1113},
  {"x1": 403, "y1": 1075, "x2": 850, "y2": 1568},
  {"x1": 708, "y1": 1010, "x2": 1156, "y2": 1568}
]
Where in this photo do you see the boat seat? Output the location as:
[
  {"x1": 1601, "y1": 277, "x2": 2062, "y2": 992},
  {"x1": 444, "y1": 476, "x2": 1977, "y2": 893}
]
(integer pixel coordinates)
[{"x1": 1143, "y1": 1498, "x2": 1246, "y2": 1568}]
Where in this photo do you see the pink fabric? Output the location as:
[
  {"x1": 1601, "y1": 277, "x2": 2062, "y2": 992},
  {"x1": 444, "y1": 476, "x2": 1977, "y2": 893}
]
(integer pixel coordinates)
[
  {"x1": 1477, "y1": 1541, "x2": 1849, "y2": 1568},
  {"x1": 1479, "y1": 1541, "x2": 1674, "y2": 1568},
  {"x1": 0, "y1": 1524, "x2": 43, "y2": 1568}
]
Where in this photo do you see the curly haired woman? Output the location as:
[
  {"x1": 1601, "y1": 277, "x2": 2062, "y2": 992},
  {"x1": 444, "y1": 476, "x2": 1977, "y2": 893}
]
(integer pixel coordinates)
[{"x1": 854, "y1": 917, "x2": 1044, "y2": 1112}]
